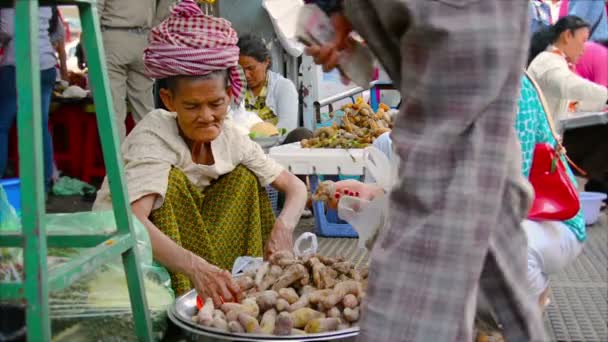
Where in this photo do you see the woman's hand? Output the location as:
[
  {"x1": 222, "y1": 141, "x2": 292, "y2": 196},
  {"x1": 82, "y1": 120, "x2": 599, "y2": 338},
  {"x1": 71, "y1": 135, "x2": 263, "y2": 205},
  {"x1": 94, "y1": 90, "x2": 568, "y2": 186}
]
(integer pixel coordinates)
[
  {"x1": 187, "y1": 255, "x2": 241, "y2": 307},
  {"x1": 265, "y1": 218, "x2": 294, "y2": 260},
  {"x1": 327, "y1": 179, "x2": 384, "y2": 209}
]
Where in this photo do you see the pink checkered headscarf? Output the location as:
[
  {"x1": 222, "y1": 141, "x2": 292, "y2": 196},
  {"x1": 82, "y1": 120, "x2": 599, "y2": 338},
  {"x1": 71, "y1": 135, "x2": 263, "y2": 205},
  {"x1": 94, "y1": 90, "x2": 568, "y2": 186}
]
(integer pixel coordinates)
[{"x1": 144, "y1": 0, "x2": 246, "y2": 105}]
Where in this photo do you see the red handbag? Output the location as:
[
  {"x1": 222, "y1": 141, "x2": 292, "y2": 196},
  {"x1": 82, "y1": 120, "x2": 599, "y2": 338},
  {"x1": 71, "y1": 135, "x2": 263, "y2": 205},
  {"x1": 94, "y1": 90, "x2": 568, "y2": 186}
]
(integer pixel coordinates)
[
  {"x1": 525, "y1": 73, "x2": 584, "y2": 221},
  {"x1": 527, "y1": 143, "x2": 580, "y2": 220}
]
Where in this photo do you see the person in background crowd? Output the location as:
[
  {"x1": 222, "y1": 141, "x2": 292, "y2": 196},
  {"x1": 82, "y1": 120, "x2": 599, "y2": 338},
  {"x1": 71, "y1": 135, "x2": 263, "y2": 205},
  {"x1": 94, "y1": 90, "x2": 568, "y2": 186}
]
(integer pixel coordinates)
[
  {"x1": 564, "y1": 0, "x2": 608, "y2": 42},
  {"x1": 530, "y1": 0, "x2": 552, "y2": 34},
  {"x1": 576, "y1": 40, "x2": 608, "y2": 87},
  {"x1": 237, "y1": 34, "x2": 313, "y2": 144},
  {"x1": 515, "y1": 73, "x2": 586, "y2": 311},
  {"x1": 528, "y1": 15, "x2": 608, "y2": 120},
  {"x1": 549, "y1": 0, "x2": 565, "y2": 23},
  {"x1": 97, "y1": 0, "x2": 175, "y2": 141},
  {"x1": 95, "y1": 0, "x2": 307, "y2": 301},
  {"x1": 304, "y1": 0, "x2": 546, "y2": 341},
  {"x1": 49, "y1": 6, "x2": 68, "y2": 81},
  {"x1": 237, "y1": 34, "x2": 298, "y2": 131},
  {"x1": 0, "y1": 7, "x2": 57, "y2": 191}
]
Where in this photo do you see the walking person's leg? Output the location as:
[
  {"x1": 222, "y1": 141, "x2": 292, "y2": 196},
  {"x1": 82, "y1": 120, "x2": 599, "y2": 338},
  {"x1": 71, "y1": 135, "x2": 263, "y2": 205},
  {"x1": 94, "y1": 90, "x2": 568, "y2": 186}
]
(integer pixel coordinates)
[
  {"x1": 40, "y1": 67, "x2": 57, "y2": 190},
  {"x1": 523, "y1": 219, "x2": 584, "y2": 308},
  {"x1": 0, "y1": 66, "x2": 17, "y2": 178},
  {"x1": 126, "y1": 33, "x2": 154, "y2": 124},
  {"x1": 102, "y1": 30, "x2": 129, "y2": 142},
  {"x1": 343, "y1": 1, "x2": 545, "y2": 341}
]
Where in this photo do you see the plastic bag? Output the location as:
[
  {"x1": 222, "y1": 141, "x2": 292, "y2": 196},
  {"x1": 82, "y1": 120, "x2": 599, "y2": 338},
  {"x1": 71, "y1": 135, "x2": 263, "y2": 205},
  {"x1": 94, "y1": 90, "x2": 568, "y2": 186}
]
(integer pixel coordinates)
[
  {"x1": 338, "y1": 147, "x2": 392, "y2": 250},
  {"x1": 231, "y1": 233, "x2": 319, "y2": 275},
  {"x1": 293, "y1": 232, "x2": 318, "y2": 258},
  {"x1": 0, "y1": 211, "x2": 173, "y2": 341},
  {"x1": 0, "y1": 185, "x2": 19, "y2": 231}
]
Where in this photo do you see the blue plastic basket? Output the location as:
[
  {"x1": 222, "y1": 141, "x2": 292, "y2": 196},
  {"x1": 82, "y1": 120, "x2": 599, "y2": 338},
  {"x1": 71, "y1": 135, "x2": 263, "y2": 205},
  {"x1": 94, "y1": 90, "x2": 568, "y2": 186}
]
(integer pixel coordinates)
[
  {"x1": 309, "y1": 175, "x2": 359, "y2": 238},
  {"x1": 265, "y1": 185, "x2": 280, "y2": 216},
  {"x1": 0, "y1": 178, "x2": 20, "y2": 214}
]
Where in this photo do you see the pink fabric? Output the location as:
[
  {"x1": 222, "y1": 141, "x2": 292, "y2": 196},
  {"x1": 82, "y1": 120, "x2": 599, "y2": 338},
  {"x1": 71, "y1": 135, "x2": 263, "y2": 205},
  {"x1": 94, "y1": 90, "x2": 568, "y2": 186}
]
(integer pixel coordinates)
[
  {"x1": 143, "y1": 0, "x2": 246, "y2": 105},
  {"x1": 575, "y1": 42, "x2": 608, "y2": 87},
  {"x1": 558, "y1": 0, "x2": 569, "y2": 19}
]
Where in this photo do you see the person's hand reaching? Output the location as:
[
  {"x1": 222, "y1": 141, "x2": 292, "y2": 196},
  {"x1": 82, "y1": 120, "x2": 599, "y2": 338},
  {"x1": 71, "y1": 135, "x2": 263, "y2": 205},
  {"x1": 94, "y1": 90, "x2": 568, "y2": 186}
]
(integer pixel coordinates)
[
  {"x1": 265, "y1": 217, "x2": 294, "y2": 260},
  {"x1": 187, "y1": 254, "x2": 241, "y2": 307},
  {"x1": 305, "y1": 13, "x2": 353, "y2": 76},
  {"x1": 327, "y1": 179, "x2": 385, "y2": 209}
]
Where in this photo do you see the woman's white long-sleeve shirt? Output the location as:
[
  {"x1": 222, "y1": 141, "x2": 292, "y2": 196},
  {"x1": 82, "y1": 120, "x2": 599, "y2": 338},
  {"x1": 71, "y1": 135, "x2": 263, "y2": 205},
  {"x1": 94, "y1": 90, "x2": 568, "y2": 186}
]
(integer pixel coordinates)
[{"x1": 527, "y1": 50, "x2": 607, "y2": 121}]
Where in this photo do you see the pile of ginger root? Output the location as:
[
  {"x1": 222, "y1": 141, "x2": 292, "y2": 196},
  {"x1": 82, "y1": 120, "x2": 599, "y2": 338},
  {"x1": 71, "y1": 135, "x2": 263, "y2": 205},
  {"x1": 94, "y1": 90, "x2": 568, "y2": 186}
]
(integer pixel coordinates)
[
  {"x1": 191, "y1": 251, "x2": 369, "y2": 336},
  {"x1": 301, "y1": 98, "x2": 393, "y2": 149}
]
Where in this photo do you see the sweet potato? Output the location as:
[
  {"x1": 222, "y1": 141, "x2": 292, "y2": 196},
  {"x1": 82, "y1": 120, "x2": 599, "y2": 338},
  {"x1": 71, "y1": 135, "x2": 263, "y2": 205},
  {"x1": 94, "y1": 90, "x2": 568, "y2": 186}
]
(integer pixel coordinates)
[
  {"x1": 288, "y1": 293, "x2": 310, "y2": 312},
  {"x1": 228, "y1": 320, "x2": 245, "y2": 333},
  {"x1": 304, "y1": 317, "x2": 341, "y2": 333},
  {"x1": 343, "y1": 294, "x2": 358, "y2": 309},
  {"x1": 272, "y1": 264, "x2": 308, "y2": 291},
  {"x1": 291, "y1": 328, "x2": 306, "y2": 335},
  {"x1": 332, "y1": 261, "x2": 353, "y2": 274},
  {"x1": 236, "y1": 276, "x2": 255, "y2": 292},
  {"x1": 238, "y1": 312, "x2": 261, "y2": 333},
  {"x1": 308, "y1": 289, "x2": 334, "y2": 305},
  {"x1": 260, "y1": 309, "x2": 277, "y2": 334},
  {"x1": 276, "y1": 298, "x2": 290, "y2": 312},
  {"x1": 273, "y1": 312, "x2": 294, "y2": 336},
  {"x1": 343, "y1": 307, "x2": 360, "y2": 322},
  {"x1": 269, "y1": 265, "x2": 284, "y2": 277},
  {"x1": 269, "y1": 250, "x2": 295, "y2": 265},
  {"x1": 254, "y1": 262, "x2": 270, "y2": 288},
  {"x1": 327, "y1": 307, "x2": 341, "y2": 318},
  {"x1": 255, "y1": 290, "x2": 279, "y2": 312},
  {"x1": 320, "y1": 281, "x2": 361, "y2": 309},
  {"x1": 221, "y1": 298, "x2": 259, "y2": 318},
  {"x1": 278, "y1": 288, "x2": 299, "y2": 304},
  {"x1": 211, "y1": 317, "x2": 229, "y2": 331},
  {"x1": 213, "y1": 309, "x2": 225, "y2": 321},
  {"x1": 196, "y1": 298, "x2": 214, "y2": 326},
  {"x1": 291, "y1": 307, "x2": 325, "y2": 328}
]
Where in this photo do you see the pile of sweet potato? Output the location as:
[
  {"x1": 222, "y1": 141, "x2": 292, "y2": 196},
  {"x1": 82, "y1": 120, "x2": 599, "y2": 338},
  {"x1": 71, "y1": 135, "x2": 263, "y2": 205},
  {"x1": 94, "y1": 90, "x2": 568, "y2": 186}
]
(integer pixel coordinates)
[{"x1": 191, "y1": 252, "x2": 369, "y2": 336}]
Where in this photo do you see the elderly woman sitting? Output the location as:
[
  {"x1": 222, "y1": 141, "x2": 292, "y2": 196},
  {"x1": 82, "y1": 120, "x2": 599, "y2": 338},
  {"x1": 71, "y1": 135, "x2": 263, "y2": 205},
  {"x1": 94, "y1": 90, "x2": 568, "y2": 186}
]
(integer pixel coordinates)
[{"x1": 93, "y1": 0, "x2": 307, "y2": 304}]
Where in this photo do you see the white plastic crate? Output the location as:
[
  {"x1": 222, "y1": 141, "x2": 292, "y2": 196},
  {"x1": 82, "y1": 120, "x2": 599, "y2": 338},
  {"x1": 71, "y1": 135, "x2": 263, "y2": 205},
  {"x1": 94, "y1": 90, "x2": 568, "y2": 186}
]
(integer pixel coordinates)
[{"x1": 268, "y1": 143, "x2": 366, "y2": 176}]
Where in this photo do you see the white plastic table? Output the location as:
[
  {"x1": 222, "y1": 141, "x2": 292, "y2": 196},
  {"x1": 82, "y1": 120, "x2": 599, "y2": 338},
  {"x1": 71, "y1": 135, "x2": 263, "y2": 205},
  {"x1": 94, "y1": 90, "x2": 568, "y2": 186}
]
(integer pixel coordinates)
[{"x1": 268, "y1": 143, "x2": 367, "y2": 176}]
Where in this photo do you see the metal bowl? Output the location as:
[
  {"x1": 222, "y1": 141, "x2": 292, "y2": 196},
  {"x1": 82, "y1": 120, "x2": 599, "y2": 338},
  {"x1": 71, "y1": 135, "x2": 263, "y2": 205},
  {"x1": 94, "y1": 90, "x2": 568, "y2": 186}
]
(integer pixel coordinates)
[
  {"x1": 168, "y1": 289, "x2": 359, "y2": 342},
  {"x1": 251, "y1": 135, "x2": 286, "y2": 149}
]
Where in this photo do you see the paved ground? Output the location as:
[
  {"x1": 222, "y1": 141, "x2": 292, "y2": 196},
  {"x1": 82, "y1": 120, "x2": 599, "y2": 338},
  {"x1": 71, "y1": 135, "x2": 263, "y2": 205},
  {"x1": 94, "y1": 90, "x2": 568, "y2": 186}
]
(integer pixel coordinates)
[{"x1": 46, "y1": 194, "x2": 607, "y2": 341}]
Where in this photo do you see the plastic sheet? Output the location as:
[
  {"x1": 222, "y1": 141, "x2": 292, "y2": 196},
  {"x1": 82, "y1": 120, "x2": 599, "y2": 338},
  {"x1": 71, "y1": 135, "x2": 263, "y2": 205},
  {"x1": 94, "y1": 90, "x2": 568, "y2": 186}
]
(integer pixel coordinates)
[
  {"x1": 337, "y1": 147, "x2": 392, "y2": 250},
  {"x1": 0, "y1": 185, "x2": 19, "y2": 231},
  {"x1": 0, "y1": 210, "x2": 174, "y2": 341}
]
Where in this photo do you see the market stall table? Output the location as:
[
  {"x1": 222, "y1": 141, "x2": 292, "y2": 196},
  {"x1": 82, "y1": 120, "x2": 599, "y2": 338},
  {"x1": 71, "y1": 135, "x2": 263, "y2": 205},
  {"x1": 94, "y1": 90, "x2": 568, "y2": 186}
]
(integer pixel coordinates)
[{"x1": 560, "y1": 111, "x2": 608, "y2": 130}]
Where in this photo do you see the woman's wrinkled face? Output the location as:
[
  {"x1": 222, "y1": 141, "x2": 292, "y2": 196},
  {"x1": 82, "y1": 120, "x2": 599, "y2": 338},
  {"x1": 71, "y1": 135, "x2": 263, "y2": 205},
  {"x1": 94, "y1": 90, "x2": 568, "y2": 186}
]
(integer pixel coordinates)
[
  {"x1": 562, "y1": 27, "x2": 590, "y2": 63},
  {"x1": 160, "y1": 76, "x2": 231, "y2": 143},
  {"x1": 239, "y1": 55, "x2": 269, "y2": 90}
]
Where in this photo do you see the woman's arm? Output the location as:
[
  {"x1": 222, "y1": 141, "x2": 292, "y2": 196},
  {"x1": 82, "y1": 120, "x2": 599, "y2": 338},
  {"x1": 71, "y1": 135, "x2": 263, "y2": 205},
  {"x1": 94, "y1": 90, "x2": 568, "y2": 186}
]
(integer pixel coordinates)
[
  {"x1": 265, "y1": 170, "x2": 307, "y2": 258},
  {"x1": 54, "y1": 40, "x2": 68, "y2": 81},
  {"x1": 131, "y1": 194, "x2": 240, "y2": 305},
  {"x1": 274, "y1": 78, "x2": 299, "y2": 131},
  {"x1": 272, "y1": 170, "x2": 307, "y2": 228},
  {"x1": 541, "y1": 63, "x2": 608, "y2": 108}
]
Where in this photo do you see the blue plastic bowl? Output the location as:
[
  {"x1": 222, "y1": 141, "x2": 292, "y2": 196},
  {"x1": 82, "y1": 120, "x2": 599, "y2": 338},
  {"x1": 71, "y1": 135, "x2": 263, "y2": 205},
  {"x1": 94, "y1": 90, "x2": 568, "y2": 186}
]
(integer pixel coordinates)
[{"x1": 0, "y1": 178, "x2": 21, "y2": 214}]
